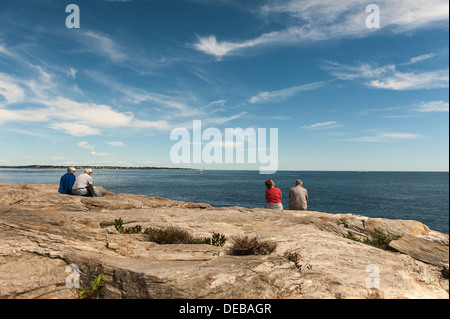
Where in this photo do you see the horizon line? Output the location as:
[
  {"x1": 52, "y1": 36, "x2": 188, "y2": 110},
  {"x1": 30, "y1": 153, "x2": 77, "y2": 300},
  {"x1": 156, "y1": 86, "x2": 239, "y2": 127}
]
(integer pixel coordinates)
[{"x1": 0, "y1": 165, "x2": 448, "y2": 173}]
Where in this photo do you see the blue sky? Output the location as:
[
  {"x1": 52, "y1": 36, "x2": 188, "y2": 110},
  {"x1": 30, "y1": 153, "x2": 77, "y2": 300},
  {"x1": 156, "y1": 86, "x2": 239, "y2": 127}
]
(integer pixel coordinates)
[{"x1": 0, "y1": 0, "x2": 448, "y2": 171}]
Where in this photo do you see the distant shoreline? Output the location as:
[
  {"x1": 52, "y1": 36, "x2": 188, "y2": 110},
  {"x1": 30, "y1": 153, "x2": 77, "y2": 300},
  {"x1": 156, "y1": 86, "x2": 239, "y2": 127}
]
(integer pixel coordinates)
[
  {"x1": 0, "y1": 165, "x2": 199, "y2": 171},
  {"x1": 0, "y1": 166, "x2": 448, "y2": 173}
]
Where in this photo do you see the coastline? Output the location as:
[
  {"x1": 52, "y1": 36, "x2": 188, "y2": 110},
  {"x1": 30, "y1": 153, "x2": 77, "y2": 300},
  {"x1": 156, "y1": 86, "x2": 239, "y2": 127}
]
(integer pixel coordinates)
[
  {"x1": 0, "y1": 182, "x2": 448, "y2": 299},
  {"x1": 0, "y1": 165, "x2": 200, "y2": 171}
]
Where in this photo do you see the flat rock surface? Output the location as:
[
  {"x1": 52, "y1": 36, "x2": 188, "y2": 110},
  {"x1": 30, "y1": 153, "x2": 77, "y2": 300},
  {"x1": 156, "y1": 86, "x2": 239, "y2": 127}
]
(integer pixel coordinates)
[{"x1": 0, "y1": 182, "x2": 448, "y2": 299}]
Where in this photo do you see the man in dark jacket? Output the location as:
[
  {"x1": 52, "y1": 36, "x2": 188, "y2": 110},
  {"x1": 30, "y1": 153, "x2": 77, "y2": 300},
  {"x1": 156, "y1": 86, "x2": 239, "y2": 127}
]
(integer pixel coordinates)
[{"x1": 58, "y1": 167, "x2": 76, "y2": 195}]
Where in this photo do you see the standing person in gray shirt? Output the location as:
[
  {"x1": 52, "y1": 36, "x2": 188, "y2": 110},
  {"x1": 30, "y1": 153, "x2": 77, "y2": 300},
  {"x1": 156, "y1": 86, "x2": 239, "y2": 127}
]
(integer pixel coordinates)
[{"x1": 289, "y1": 180, "x2": 308, "y2": 211}]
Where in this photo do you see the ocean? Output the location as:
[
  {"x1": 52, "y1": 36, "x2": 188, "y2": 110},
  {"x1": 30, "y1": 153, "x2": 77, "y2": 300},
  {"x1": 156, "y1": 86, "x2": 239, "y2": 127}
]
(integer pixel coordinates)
[{"x1": 0, "y1": 169, "x2": 448, "y2": 234}]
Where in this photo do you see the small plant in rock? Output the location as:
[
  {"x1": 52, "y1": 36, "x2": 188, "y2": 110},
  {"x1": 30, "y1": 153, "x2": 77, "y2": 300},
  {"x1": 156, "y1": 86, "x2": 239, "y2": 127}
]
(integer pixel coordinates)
[
  {"x1": 228, "y1": 235, "x2": 277, "y2": 256},
  {"x1": 365, "y1": 228, "x2": 401, "y2": 251},
  {"x1": 343, "y1": 230, "x2": 360, "y2": 241},
  {"x1": 343, "y1": 228, "x2": 401, "y2": 251},
  {"x1": 114, "y1": 218, "x2": 124, "y2": 233},
  {"x1": 283, "y1": 251, "x2": 313, "y2": 273},
  {"x1": 198, "y1": 232, "x2": 226, "y2": 246},
  {"x1": 114, "y1": 218, "x2": 143, "y2": 234},
  {"x1": 77, "y1": 274, "x2": 105, "y2": 299},
  {"x1": 284, "y1": 251, "x2": 302, "y2": 270}
]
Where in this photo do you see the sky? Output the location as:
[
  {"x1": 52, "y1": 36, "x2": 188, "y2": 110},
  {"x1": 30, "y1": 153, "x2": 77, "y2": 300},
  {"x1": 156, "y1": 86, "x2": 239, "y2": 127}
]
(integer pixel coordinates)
[{"x1": 0, "y1": 0, "x2": 448, "y2": 172}]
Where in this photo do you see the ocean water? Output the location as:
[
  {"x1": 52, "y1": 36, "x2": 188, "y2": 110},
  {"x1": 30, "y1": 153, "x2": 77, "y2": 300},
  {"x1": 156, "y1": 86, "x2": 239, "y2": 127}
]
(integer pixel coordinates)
[{"x1": 0, "y1": 169, "x2": 448, "y2": 234}]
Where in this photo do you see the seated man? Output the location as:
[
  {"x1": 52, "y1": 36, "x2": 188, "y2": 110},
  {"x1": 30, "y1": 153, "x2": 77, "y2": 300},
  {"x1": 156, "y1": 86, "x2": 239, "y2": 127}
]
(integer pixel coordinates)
[
  {"x1": 289, "y1": 179, "x2": 308, "y2": 211},
  {"x1": 58, "y1": 167, "x2": 76, "y2": 195},
  {"x1": 72, "y1": 168, "x2": 102, "y2": 197}
]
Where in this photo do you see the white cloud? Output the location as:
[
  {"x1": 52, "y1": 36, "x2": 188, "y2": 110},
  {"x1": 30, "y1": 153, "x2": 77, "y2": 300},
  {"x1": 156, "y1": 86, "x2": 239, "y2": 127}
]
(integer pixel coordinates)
[
  {"x1": 192, "y1": 0, "x2": 449, "y2": 58},
  {"x1": 249, "y1": 81, "x2": 325, "y2": 104},
  {"x1": 81, "y1": 31, "x2": 128, "y2": 62},
  {"x1": 91, "y1": 151, "x2": 117, "y2": 157},
  {"x1": 84, "y1": 70, "x2": 203, "y2": 119},
  {"x1": 0, "y1": 74, "x2": 25, "y2": 105},
  {"x1": 301, "y1": 121, "x2": 340, "y2": 130},
  {"x1": 67, "y1": 68, "x2": 78, "y2": 79},
  {"x1": 205, "y1": 111, "x2": 248, "y2": 125},
  {"x1": 0, "y1": 108, "x2": 48, "y2": 124},
  {"x1": 107, "y1": 141, "x2": 124, "y2": 147},
  {"x1": 206, "y1": 99, "x2": 227, "y2": 107},
  {"x1": 350, "y1": 132, "x2": 423, "y2": 142},
  {"x1": 0, "y1": 44, "x2": 17, "y2": 59},
  {"x1": 77, "y1": 141, "x2": 95, "y2": 150},
  {"x1": 413, "y1": 101, "x2": 449, "y2": 112},
  {"x1": 50, "y1": 123, "x2": 101, "y2": 137},
  {"x1": 324, "y1": 61, "x2": 449, "y2": 91},
  {"x1": 408, "y1": 53, "x2": 436, "y2": 65},
  {"x1": 369, "y1": 69, "x2": 449, "y2": 90}
]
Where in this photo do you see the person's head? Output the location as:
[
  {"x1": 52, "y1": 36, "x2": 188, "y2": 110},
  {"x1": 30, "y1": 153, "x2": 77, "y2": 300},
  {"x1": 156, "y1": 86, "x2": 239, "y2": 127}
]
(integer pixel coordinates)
[
  {"x1": 265, "y1": 179, "x2": 274, "y2": 189},
  {"x1": 296, "y1": 179, "x2": 303, "y2": 186},
  {"x1": 67, "y1": 167, "x2": 76, "y2": 174},
  {"x1": 84, "y1": 168, "x2": 93, "y2": 175}
]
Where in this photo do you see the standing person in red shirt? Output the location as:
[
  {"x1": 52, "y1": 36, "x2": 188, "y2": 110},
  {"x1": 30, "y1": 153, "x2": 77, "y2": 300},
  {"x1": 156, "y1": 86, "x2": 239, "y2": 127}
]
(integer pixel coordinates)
[{"x1": 264, "y1": 179, "x2": 283, "y2": 210}]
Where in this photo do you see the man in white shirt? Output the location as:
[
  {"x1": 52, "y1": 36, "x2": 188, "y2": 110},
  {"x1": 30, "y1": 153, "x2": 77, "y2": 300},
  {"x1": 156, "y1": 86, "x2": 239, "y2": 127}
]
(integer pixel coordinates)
[
  {"x1": 289, "y1": 179, "x2": 308, "y2": 211},
  {"x1": 72, "y1": 168, "x2": 102, "y2": 197}
]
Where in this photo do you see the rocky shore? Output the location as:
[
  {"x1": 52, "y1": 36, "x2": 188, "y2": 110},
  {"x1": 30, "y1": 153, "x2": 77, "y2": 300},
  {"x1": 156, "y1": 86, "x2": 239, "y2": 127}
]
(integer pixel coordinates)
[{"x1": 0, "y1": 182, "x2": 448, "y2": 299}]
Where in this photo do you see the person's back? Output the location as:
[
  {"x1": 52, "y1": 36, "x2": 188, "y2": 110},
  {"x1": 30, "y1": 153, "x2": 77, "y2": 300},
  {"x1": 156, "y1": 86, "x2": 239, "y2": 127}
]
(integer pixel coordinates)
[
  {"x1": 58, "y1": 167, "x2": 76, "y2": 195},
  {"x1": 72, "y1": 172, "x2": 92, "y2": 190},
  {"x1": 72, "y1": 168, "x2": 102, "y2": 197},
  {"x1": 264, "y1": 179, "x2": 283, "y2": 210},
  {"x1": 289, "y1": 180, "x2": 308, "y2": 211}
]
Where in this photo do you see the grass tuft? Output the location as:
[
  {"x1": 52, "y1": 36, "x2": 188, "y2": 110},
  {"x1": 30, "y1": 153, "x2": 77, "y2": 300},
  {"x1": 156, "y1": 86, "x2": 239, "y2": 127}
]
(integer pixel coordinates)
[{"x1": 228, "y1": 235, "x2": 277, "y2": 256}]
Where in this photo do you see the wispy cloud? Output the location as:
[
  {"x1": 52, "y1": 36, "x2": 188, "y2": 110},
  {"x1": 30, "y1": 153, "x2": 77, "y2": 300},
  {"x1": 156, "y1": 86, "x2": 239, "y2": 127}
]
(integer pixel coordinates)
[
  {"x1": 413, "y1": 101, "x2": 449, "y2": 112},
  {"x1": 191, "y1": 0, "x2": 449, "y2": 58},
  {"x1": 0, "y1": 67, "x2": 171, "y2": 136},
  {"x1": 301, "y1": 121, "x2": 340, "y2": 130},
  {"x1": 83, "y1": 70, "x2": 204, "y2": 119},
  {"x1": 249, "y1": 81, "x2": 325, "y2": 104},
  {"x1": 91, "y1": 151, "x2": 118, "y2": 157},
  {"x1": 0, "y1": 73, "x2": 26, "y2": 105},
  {"x1": 406, "y1": 53, "x2": 436, "y2": 65},
  {"x1": 324, "y1": 60, "x2": 449, "y2": 91},
  {"x1": 349, "y1": 132, "x2": 423, "y2": 142},
  {"x1": 80, "y1": 31, "x2": 128, "y2": 63},
  {"x1": 78, "y1": 141, "x2": 95, "y2": 150},
  {"x1": 107, "y1": 141, "x2": 124, "y2": 147},
  {"x1": 50, "y1": 123, "x2": 101, "y2": 137}
]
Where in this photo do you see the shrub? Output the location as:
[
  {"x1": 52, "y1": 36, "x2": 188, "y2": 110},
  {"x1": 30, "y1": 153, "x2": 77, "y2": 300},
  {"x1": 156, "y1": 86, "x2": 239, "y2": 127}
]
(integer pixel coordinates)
[
  {"x1": 114, "y1": 218, "x2": 142, "y2": 234},
  {"x1": 144, "y1": 226, "x2": 198, "y2": 244},
  {"x1": 113, "y1": 218, "x2": 227, "y2": 247},
  {"x1": 228, "y1": 235, "x2": 277, "y2": 256},
  {"x1": 365, "y1": 228, "x2": 401, "y2": 251},
  {"x1": 343, "y1": 228, "x2": 401, "y2": 251},
  {"x1": 144, "y1": 227, "x2": 227, "y2": 246}
]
